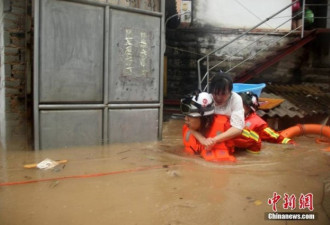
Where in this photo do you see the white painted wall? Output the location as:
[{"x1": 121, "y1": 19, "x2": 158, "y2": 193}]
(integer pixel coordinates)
[{"x1": 195, "y1": 0, "x2": 292, "y2": 30}]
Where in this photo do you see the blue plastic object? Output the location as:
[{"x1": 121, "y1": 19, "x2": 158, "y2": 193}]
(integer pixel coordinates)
[{"x1": 232, "y1": 83, "x2": 266, "y2": 97}]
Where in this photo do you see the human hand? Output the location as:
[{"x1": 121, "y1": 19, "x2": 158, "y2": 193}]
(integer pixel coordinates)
[{"x1": 203, "y1": 137, "x2": 216, "y2": 151}]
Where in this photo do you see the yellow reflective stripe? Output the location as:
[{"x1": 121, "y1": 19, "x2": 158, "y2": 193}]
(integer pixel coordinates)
[
  {"x1": 264, "y1": 127, "x2": 280, "y2": 138},
  {"x1": 242, "y1": 129, "x2": 250, "y2": 138},
  {"x1": 282, "y1": 138, "x2": 291, "y2": 144},
  {"x1": 249, "y1": 130, "x2": 259, "y2": 142},
  {"x1": 241, "y1": 129, "x2": 259, "y2": 142}
]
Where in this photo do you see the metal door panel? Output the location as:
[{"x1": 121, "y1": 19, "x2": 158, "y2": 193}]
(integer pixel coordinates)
[
  {"x1": 39, "y1": 0, "x2": 104, "y2": 102},
  {"x1": 108, "y1": 9, "x2": 161, "y2": 102},
  {"x1": 40, "y1": 110, "x2": 103, "y2": 149},
  {"x1": 108, "y1": 108, "x2": 159, "y2": 143},
  {"x1": 34, "y1": 0, "x2": 164, "y2": 150}
]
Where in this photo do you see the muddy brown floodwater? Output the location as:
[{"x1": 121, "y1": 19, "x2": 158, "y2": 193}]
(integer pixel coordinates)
[{"x1": 0, "y1": 118, "x2": 329, "y2": 225}]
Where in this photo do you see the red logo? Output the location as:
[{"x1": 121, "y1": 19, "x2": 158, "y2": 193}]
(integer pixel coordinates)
[
  {"x1": 202, "y1": 98, "x2": 208, "y2": 107},
  {"x1": 268, "y1": 192, "x2": 314, "y2": 212}
]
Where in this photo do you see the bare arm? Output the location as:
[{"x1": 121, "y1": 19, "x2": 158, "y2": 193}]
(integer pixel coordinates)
[
  {"x1": 190, "y1": 126, "x2": 242, "y2": 148},
  {"x1": 189, "y1": 129, "x2": 214, "y2": 146},
  {"x1": 190, "y1": 127, "x2": 242, "y2": 150},
  {"x1": 210, "y1": 126, "x2": 242, "y2": 143},
  {"x1": 189, "y1": 92, "x2": 244, "y2": 149},
  {"x1": 200, "y1": 127, "x2": 241, "y2": 150},
  {"x1": 204, "y1": 92, "x2": 244, "y2": 147}
]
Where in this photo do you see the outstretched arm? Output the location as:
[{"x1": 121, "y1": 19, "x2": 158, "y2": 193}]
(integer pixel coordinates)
[
  {"x1": 205, "y1": 92, "x2": 244, "y2": 148},
  {"x1": 210, "y1": 126, "x2": 242, "y2": 143},
  {"x1": 189, "y1": 129, "x2": 214, "y2": 146},
  {"x1": 202, "y1": 126, "x2": 242, "y2": 149},
  {"x1": 190, "y1": 126, "x2": 242, "y2": 149}
]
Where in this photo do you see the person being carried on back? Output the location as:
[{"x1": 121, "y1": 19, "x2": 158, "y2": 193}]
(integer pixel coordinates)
[
  {"x1": 188, "y1": 72, "x2": 245, "y2": 151},
  {"x1": 181, "y1": 91, "x2": 236, "y2": 162}
]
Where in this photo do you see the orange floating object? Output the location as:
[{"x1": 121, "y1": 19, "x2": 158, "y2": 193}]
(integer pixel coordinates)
[{"x1": 280, "y1": 124, "x2": 330, "y2": 139}]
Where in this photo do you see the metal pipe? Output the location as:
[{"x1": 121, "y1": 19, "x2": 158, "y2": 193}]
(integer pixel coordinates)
[
  {"x1": 206, "y1": 55, "x2": 210, "y2": 92},
  {"x1": 164, "y1": 11, "x2": 191, "y2": 54},
  {"x1": 108, "y1": 104, "x2": 161, "y2": 109},
  {"x1": 159, "y1": 0, "x2": 165, "y2": 141},
  {"x1": 39, "y1": 104, "x2": 106, "y2": 109},
  {"x1": 33, "y1": 0, "x2": 40, "y2": 150},
  {"x1": 305, "y1": 4, "x2": 330, "y2": 6},
  {"x1": 103, "y1": 6, "x2": 110, "y2": 145},
  {"x1": 57, "y1": 0, "x2": 108, "y2": 7},
  {"x1": 110, "y1": 4, "x2": 162, "y2": 17},
  {"x1": 301, "y1": 0, "x2": 306, "y2": 38},
  {"x1": 165, "y1": 11, "x2": 191, "y2": 26},
  {"x1": 197, "y1": 58, "x2": 202, "y2": 90},
  {"x1": 58, "y1": 0, "x2": 162, "y2": 17}
]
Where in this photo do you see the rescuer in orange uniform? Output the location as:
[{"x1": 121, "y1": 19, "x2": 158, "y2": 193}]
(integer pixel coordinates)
[
  {"x1": 181, "y1": 91, "x2": 236, "y2": 162},
  {"x1": 233, "y1": 92, "x2": 295, "y2": 153}
]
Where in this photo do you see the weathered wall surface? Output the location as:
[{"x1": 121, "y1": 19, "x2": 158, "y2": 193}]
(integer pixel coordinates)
[
  {"x1": 165, "y1": 28, "x2": 330, "y2": 99},
  {"x1": 0, "y1": 0, "x2": 29, "y2": 149},
  {"x1": 0, "y1": 0, "x2": 162, "y2": 150},
  {"x1": 0, "y1": 0, "x2": 5, "y2": 147},
  {"x1": 251, "y1": 34, "x2": 330, "y2": 85},
  {"x1": 165, "y1": 28, "x2": 289, "y2": 99},
  {"x1": 164, "y1": 0, "x2": 330, "y2": 99},
  {"x1": 194, "y1": 0, "x2": 291, "y2": 30},
  {"x1": 82, "y1": 0, "x2": 161, "y2": 11}
]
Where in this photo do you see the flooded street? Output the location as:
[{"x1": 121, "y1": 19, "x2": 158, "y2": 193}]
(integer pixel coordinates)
[{"x1": 0, "y1": 118, "x2": 329, "y2": 225}]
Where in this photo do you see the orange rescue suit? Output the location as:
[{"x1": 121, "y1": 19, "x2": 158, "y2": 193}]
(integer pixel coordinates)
[
  {"x1": 232, "y1": 128, "x2": 261, "y2": 152},
  {"x1": 233, "y1": 112, "x2": 294, "y2": 152},
  {"x1": 245, "y1": 112, "x2": 294, "y2": 144},
  {"x1": 182, "y1": 115, "x2": 236, "y2": 162}
]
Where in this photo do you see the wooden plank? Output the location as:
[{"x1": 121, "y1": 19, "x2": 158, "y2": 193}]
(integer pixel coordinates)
[{"x1": 258, "y1": 97, "x2": 284, "y2": 110}]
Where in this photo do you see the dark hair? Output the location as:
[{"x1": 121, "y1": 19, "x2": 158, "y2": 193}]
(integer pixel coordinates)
[
  {"x1": 239, "y1": 91, "x2": 259, "y2": 113},
  {"x1": 199, "y1": 115, "x2": 214, "y2": 136},
  {"x1": 209, "y1": 72, "x2": 233, "y2": 95}
]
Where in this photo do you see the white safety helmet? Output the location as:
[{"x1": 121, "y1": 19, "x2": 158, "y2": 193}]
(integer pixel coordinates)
[{"x1": 180, "y1": 92, "x2": 215, "y2": 117}]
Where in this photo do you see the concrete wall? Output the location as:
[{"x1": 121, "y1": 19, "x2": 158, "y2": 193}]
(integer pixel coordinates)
[
  {"x1": 194, "y1": 0, "x2": 291, "y2": 30},
  {"x1": 0, "y1": 0, "x2": 5, "y2": 148},
  {"x1": 165, "y1": 27, "x2": 330, "y2": 99},
  {"x1": 165, "y1": 28, "x2": 293, "y2": 99},
  {"x1": 164, "y1": 0, "x2": 330, "y2": 100},
  {"x1": 0, "y1": 0, "x2": 29, "y2": 150}
]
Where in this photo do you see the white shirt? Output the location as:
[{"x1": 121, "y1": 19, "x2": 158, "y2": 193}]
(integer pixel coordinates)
[{"x1": 214, "y1": 91, "x2": 245, "y2": 130}]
